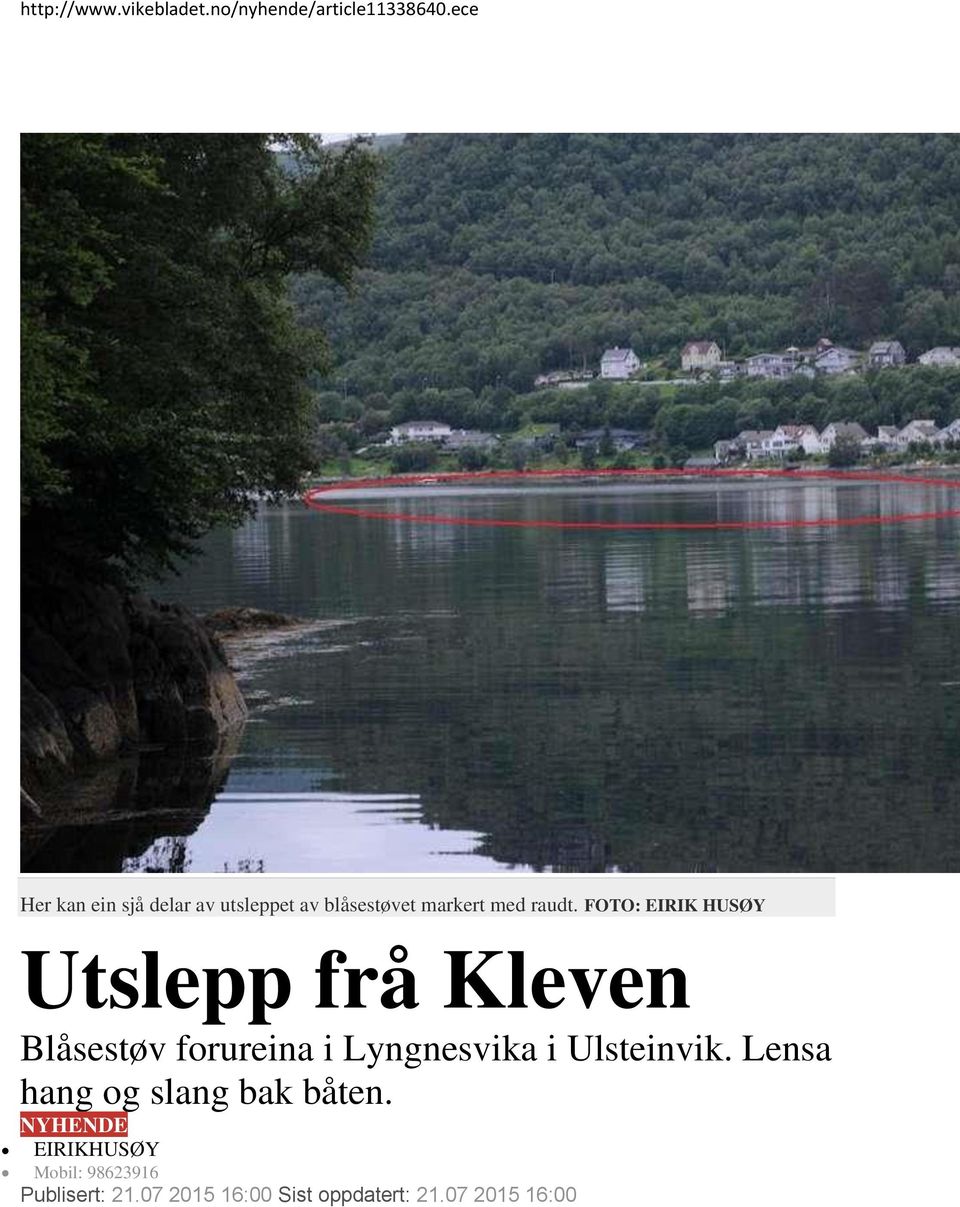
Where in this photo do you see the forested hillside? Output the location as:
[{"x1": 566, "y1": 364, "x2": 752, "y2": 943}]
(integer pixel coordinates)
[{"x1": 293, "y1": 133, "x2": 960, "y2": 397}]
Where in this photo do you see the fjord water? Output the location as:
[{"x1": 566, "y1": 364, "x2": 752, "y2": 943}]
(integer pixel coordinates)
[{"x1": 56, "y1": 479, "x2": 960, "y2": 872}]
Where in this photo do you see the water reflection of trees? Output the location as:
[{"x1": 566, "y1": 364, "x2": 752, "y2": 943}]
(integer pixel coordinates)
[
  {"x1": 20, "y1": 730, "x2": 243, "y2": 873},
  {"x1": 150, "y1": 492, "x2": 960, "y2": 873},
  {"x1": 296, "y1": 606, "x2": 959, "y2": 871}
]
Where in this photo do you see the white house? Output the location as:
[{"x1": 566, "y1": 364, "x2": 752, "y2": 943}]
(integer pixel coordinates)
[
  {"x1": 936, "y1": 418, "x2": 960, "y2": 445},
  {"x1": 895, "y1": 419, "x2": 939, "y2": 447},
  {"x1": 681, "y1": 341, "x2": 722, "y2": 372},
  {"x1": 744, "y1": 431, "x2": 776, "y2": 460},
  {"x1": 776, "y1": 423, "x2": 821, "y2": 454},
  {"x1": 877, "y1": 425, "x2": 900, "y2": 446},
  {"x1": 816, "y1": 347, "x2": 862, "y2": 375},
  {"x1": 820, "y1": 422, "x2": 868, "y2": 450},
  {"x1": 745, "y1": 424, "x2": 819, "y2": 459},
  {"x1": 918, "y1": 347, "x2": 960, "y2": 367},
  {"x1": 868, "y1": 340, "x2": 906, "y2": 368},
  {"x1": 389, "y1": 420, "x2": 452, "y2": 445},
  {"x1": 600, "y1": 347, "x2": 640, "y2": 379},
  {"x1": 756, "y1": 429, "x2": 798, "y2": 458},
  {"x1": 744, "y1": 354, "x2": 793, "y2": 379}
]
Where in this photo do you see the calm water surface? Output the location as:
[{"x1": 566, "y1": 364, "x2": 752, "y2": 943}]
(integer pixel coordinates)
[{"x1": 33, "y1": 479, "x2": 960, "y2": 872}]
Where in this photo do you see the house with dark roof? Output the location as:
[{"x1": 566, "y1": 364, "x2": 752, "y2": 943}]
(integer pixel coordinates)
[
  {"x1": 743, "y1": 431, "x2": 776, "y2": 460},
  {"x1": 868, "y1": 340, "x2": 906, "y2": 368},
  {"x1": 820, "y1": 422, "x2": 868, "y2": 449},
  {"x1": 895, "y1": 419, "x2": 939, "y2": 447}
]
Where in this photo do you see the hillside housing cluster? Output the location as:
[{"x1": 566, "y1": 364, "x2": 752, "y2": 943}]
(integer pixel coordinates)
[
  {"x1": 714, "y1": 418, "x2": 960, "y2": 464},
  {"x1": 533, "y1": 338, "x2": 960, "y2": 387},
  {"x1": 385, "y1": 416, "x2": 960, "y2": 462},
  {"x1": 680, "y1": 338, "x2": 960, "y2": 380}
]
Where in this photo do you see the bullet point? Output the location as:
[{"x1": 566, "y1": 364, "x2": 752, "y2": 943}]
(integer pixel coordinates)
[{"x1": 1, "y1": 1149, "x2": 8, "y2": 1155}]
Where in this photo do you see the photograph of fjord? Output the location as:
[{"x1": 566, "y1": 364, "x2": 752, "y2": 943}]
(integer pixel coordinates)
[{"x1": 21, "y1": 133, "x2": 960, "y2": 874}]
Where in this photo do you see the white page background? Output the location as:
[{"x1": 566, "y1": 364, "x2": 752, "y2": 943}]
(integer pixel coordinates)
[{"x1": 6, "y1": 4, "x2": 959, "y2": 1202}]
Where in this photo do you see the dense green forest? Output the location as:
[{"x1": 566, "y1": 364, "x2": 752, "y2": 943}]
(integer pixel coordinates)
[
  {"x1": 294, "y1": 133, "x2": 960, "y2": 403},
  {"x1": 527, "y1": 367, "x2": 960, "y2": 445},
  {"x1": 21, "y1": 134, "x2": 376, "y2": 582}
]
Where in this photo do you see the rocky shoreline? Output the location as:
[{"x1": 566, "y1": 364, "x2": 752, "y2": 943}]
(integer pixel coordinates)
[
  {"x1": 20, "y1": 592, "x2": 317, "y2": 870},
  {"x1": 202, "y1": 606, "x2": 311, "y2": 638},
  {"x1": 21, "y1": 586, "x2": 253, "y2": 800}
]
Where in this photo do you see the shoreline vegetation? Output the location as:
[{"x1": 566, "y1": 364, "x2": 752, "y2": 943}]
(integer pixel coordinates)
[
  {"x1": 20, "y1": 601, "x2": 315, "y2": 869},
  {"x1": 305, "y1": 454, "x2": 960, "y2": 486},
  {"x1": 21, "y1": 134, "x2": 377, "y2": 842}
]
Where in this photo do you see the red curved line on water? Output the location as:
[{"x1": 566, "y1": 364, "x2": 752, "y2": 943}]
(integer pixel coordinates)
[{"x1": 302, "y1": 467, "x2": 960, "y2": 532}]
